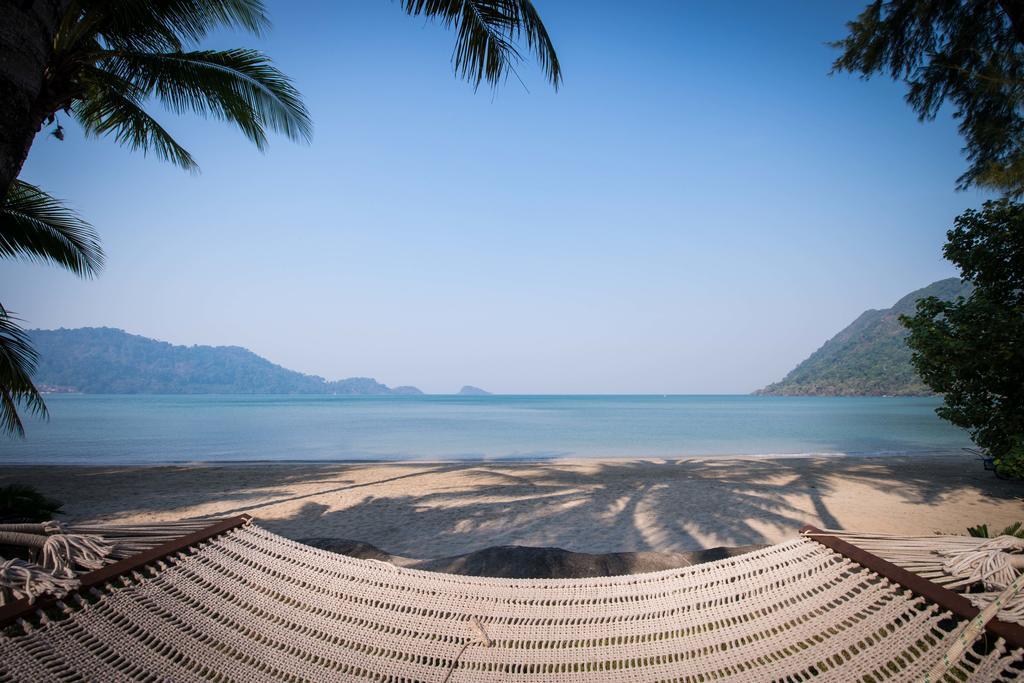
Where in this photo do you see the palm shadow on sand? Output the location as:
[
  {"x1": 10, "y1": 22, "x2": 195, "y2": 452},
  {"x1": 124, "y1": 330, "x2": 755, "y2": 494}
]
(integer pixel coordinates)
[
  {"x1": 8, "y1": 456, "x2": 1017, "y2": 558},
  {"x1": 235, "y1": 456, "x2": 1020, "y2": 557}
]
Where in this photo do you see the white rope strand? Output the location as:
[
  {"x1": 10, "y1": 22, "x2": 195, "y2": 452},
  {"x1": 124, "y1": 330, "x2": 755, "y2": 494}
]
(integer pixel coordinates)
[{"x1": 920, "y1": 570, "x2": 1024, "y2": 683}]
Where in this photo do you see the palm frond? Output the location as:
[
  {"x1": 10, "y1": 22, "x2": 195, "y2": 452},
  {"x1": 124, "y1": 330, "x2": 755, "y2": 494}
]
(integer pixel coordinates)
[
  {"x1": 0, "y1": 181, "x2": 104, "y2": 277},
  {"x1": 74, "y1": 67, "x2": 198, "y2": 171},
  {"x1": 506, "y1": 0, "x2": 559, "y2": 88},
  {"x1": 0, "y1": 308, "x2": 47, "y2": 438},
  {"x1": 61, "y1": 0, "x2": 269, "y2": 54},
  {"x1": 102, "y1": 48, "x2": 312, "y2": 150},
  {"x1": 400, "y1": 0, "x2": 561, "y2": 90}
]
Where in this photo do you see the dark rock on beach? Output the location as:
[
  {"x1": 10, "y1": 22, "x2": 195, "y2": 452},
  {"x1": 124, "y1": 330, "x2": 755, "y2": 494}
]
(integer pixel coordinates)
[{"x1": 300, "y1": 538, "x2": 764, "y2": 578}]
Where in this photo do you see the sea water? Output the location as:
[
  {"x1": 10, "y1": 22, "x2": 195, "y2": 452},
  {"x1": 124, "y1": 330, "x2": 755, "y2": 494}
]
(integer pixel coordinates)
[{"x1": 0, "y1": 395, "x2": 972, "y2": 464}]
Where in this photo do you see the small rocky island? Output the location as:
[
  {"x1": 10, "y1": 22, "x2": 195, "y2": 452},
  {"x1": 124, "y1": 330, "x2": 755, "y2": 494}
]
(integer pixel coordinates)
[{"x1": 457, "y1": 385, "x2": 492, "y2": 396}]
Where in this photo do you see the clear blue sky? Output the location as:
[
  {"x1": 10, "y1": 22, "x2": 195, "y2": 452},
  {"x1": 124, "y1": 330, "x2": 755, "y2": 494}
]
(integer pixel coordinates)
[{"x1": 0, "y1": 1, "x2": 992, "y2": 394}]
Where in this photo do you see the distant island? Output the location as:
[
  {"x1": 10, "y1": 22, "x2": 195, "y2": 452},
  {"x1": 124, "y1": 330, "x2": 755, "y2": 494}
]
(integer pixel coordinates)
[
  {"x1": 457, "y1": 385, "x2": 492, "y2": 396},
  {"x1": 756, "y1": 278, "x2": 973, "y2": 396},
  {"x1": 29, "y1": 327, "x2": 426, "y2": 395}
]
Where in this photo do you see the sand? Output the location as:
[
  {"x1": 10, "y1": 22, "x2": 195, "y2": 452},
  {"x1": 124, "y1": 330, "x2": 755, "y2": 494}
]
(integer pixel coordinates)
[{"x1": 1, "y1": 454, "x2": 1020, "y2": 558}]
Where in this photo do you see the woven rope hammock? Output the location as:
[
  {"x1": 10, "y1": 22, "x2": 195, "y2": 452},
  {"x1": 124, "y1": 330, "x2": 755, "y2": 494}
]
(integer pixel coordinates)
[{"x1": 0, "y1": 517, "x2": 1021, "y2": 682}]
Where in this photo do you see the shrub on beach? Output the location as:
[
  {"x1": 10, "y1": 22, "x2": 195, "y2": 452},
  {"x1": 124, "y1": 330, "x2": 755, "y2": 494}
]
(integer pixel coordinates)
[
  {"x1": 994, "y1": 442, "x2": 1024, "y2": 481},
  {"x1": 0, "y1": 484, "x2": 63, "y2": 523},
  {"x1": 966, "y1": 521, "x2": 1024, "y2": 539}
]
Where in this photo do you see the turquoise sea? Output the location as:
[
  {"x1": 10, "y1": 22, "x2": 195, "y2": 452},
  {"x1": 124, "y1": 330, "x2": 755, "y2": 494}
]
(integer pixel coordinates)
[{"x1": 0, "y1": 395, "x2": 972, "y2": 464}]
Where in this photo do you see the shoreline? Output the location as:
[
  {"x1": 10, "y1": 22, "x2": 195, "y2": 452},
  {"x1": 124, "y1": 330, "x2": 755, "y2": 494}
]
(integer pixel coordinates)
[
  {"x1": 2, "y1": 453, "x2": 1018, "y2": 558},
  {"x1": 0, "y1": 449, "x2": 971, "y2": 467}
]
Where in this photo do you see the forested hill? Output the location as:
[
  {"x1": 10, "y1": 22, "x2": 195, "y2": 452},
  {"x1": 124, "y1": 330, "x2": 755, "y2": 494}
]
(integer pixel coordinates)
[
  {"x1": 28, "y1": 327, "x2": 423, "y2": 395},
  {"x1": 756, "y1": 278, "x2": 973, "y2": 396}
]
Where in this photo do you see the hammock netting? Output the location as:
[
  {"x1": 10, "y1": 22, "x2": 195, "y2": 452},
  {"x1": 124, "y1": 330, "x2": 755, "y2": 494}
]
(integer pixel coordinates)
[{"x1": 0, "y1": 522, "x2": 1021, "y2": 681}]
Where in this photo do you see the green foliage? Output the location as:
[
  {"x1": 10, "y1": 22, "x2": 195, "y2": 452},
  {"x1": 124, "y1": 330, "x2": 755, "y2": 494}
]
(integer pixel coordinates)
[
  {"x1": 0, "y1": 179, "x2": 104, "y2": 436},
  {"x1": 0, "y1": 308, "x2": 48, "y2": 437},
  {"x1": 901, "y1": 200, "x2": 1024, "y2": 477},
  {"x1": 966, "y1": 521, "x2": 1024, "y2": 539},
  {"x1": 758, "y1": 278, "x2": 972, "y2": 396},
  {"x1": 28, "y1": 327, "x2": 421, "y2": 395},
  {"x1": 0, "y1": 484, "x2": 63, "y2": 522},
  {"x1": 53, "y1": 0, "x2": 312, "y2": 172},
  {"x1": 1, "y1": 180, "x2": 104, "y2": 277},
  {"x1": 832, "y1": 1, "x2": 1024, "y2": 196},
  {"x1": 399, "y1": 0, "x2": 561, "y2": 91},
  {"x1": 995, "y1": 441, "x2": 1024, "y2": 479}
]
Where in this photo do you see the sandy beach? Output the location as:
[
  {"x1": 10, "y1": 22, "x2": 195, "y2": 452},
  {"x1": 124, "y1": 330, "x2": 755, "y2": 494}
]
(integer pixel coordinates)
[{"x1": 2, "y1": 454, "x2": 1020, "y2": 558}]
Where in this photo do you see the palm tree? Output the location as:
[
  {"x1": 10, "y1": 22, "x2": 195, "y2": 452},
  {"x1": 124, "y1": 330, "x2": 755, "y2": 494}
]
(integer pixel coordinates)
[
  {"x1": 0, "y1": 0, "x2": 559, "y2": 195},
  {"x1": 0, "y1": 0, "x2": 311, "y2": 436},
  {"x1": 0, "y1": 0, "x2": 560, "y2": 436}
]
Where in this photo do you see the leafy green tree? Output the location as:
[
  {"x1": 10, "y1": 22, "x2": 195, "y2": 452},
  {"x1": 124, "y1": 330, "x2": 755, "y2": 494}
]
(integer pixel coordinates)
[
  {"x1": 900, "y1": 200, "x2": 1024, "y2": 477},
  {"x1": 832, "y1": 0, "x2": 1024, "y2": 196}
]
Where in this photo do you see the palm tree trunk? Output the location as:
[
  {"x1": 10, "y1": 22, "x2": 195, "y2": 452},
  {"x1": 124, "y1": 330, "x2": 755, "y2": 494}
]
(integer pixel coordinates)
[{"x1": 0, "y1": 0, "x2": 68, "y2": 199}]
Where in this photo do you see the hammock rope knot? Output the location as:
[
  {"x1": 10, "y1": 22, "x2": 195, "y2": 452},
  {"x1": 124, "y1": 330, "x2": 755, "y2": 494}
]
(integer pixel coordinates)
[
  {"x1": 39, "y1": 534, "x2": 112, "y2": 577},
  {"x1": 0, "y1": 558, "x2": 79, "y2": 605},
  {"x1": 939, "y1": 535, "x2": 1024, "y2": 592}
]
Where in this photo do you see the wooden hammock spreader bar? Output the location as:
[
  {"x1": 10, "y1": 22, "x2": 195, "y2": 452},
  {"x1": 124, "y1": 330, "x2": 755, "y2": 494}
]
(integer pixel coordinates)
[
  {"x1": 801, "y1": 524, "x2": 1024, "y2": 650},
  {"x1": 0, "y1": 514, "x2": 251, "y2": 629},
  {"x1": 2, "y1": 523, "x2": 1021, "y2": 680}
]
